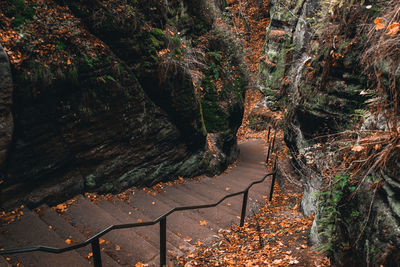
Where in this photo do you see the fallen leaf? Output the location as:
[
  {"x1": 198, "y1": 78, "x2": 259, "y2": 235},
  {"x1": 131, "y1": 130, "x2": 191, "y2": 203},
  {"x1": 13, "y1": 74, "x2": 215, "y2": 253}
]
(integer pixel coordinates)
[
  {"x1": 374, "y1": 17, "x2": 386, "y2": 30},
  {"x1": 272, "y1": 259, "x2": 282, "y2": 264},
  {"x1": 197, "y1": 241, "x2": 203, "y2": 246},
  {"x1": 86, "y1": 252, "x2": 93, "y2": 259},
  {"x1": 99, "y1": 238, "x2": 105, "y2": 245},
  {"x1": 200, "y1": 220, "x2": 208, "y2": 226},
  {"x1": 225, "y1": 187, "x2": 231, "y2": 191},
  {"x1": 65, "y1": 239, "x2": 72, "y2": 245},
  {"x1": 289, "y1": 259, "x2": 300, "y2": 264},
  {"x1": 67, "y1": 59, "x2": 71, "y2": 65},
  {"x1": 54, "y1": 203, "x2": 67, "y2": 212},
  {"x1": 152, "y1": 201, "x2": 156, "y2": 205},
  {"x1": 137, "y1": 218, "x2": 143, "y2": 223},
  {"x1": 183, "y1": 237, "x2": 192, "y2": 242},
  {"x1": 351, "y1": 145, "x2": 364, "y2": 152},
  {"x1": 387, "y1": 22, "x2": 400, "y2": 37},
  {"x1": 115, "y1": 245, "x2": 121, "y2": 251}
]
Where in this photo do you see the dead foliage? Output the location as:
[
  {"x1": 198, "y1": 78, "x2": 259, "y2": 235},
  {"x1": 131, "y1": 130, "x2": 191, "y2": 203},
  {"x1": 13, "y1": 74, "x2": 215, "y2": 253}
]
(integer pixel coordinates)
[
  {"x1": 176, "y1": 186, "x2": 330, "y2": 266},
  {"x1": 362, "y1": 0, "x2": 400, "y2": 117}
]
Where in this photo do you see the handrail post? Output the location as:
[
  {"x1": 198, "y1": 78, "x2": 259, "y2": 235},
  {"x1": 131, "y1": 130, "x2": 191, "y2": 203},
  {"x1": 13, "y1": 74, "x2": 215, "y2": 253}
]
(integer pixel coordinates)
[
  {"x1": 266, "y1": 131, "x2": 276, "y2": 164},
  {"x1": 91, "y1": 238, "x2": 102, "y2": 267},
  {"x1": 160, "y1": 217, "x2": 167, "y2": 267},
  {"x1": 240, "y1": 190, "x2": 249, "y2": 227},
  {"x1": 265, "y1": 127, "x2": 271, "y2": 164},
  {"x1": 269, "y1": 155, "x2": 278, "y2": 201}
]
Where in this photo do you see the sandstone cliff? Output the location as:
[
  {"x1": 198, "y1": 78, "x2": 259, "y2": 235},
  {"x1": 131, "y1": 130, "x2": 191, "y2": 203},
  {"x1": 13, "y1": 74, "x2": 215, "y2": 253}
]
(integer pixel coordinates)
[
  {"x1": 255, "y1": 0, "x2": 400, "y2": 265},
  {"x1": 0, "y1": 0, "x2": 248, "y2": 208}
]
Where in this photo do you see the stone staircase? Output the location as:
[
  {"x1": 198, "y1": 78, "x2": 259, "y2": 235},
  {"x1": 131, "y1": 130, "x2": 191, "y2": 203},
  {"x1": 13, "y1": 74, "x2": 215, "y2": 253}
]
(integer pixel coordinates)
[{"x1": 0, "y1": 140, "x2": 273, "y2": 267}]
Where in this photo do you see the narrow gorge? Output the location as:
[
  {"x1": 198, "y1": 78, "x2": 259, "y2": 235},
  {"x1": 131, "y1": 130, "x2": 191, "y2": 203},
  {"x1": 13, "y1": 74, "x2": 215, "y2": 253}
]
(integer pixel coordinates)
[{"x1": 1, "y1": 0, "x2": 400, "y2": 266}]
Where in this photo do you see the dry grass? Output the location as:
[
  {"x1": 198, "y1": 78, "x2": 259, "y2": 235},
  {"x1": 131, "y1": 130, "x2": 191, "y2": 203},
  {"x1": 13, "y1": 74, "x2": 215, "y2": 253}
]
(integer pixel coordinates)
[{"x1": 362, "y1": 0, "x2": 400, "y2": 115}]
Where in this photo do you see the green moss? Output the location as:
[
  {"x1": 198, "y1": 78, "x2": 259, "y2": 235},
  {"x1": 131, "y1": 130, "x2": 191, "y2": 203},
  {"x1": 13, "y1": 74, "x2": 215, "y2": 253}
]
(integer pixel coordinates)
[
  {"x1": 27, "y1": 61, "x2": 55, "y2": 87},
  {"x1": 200, "y1": 75, "x2": 229, "y2": 132},
  {"x1": 198, "y1": 98, "x2": 208, "y2": 134},
  {"x1": 262, "y1": 88, "x2": 277, "y2": 96},
  {"x1": 7, "y1": 0, "x2": 36, "y2": 27},
  {"x1": 55, "y1": 40, "x2": 66, "y2": 50},
  {"x1": 149, "y1": 31, "x2": 165, "y2": 49},
  {"x1": 67, "y1": 67, "x2": 79, "y2": 86},
  {"x1": 85, "y1": 174, "x2": 96, "y2": 189}
]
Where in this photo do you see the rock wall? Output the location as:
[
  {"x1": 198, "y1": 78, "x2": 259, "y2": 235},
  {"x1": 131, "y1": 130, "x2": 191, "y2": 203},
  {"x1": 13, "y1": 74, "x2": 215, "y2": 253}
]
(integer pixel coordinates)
[
  {"x1": 258, "y1": 0, "x2": 400, "y2": 265},
  {"x1": 0, "y1": 44, "x2": 13, "y2": 170},
  {"x1": 0, "y1": 0, "x2": 246, "y2": 208}
]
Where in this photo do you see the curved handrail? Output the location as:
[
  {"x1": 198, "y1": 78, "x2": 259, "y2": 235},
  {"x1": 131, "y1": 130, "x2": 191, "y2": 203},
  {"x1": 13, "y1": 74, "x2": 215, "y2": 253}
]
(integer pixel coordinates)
[{"x1": 0, "y1": 171, "x2": 274, "y2": 256}]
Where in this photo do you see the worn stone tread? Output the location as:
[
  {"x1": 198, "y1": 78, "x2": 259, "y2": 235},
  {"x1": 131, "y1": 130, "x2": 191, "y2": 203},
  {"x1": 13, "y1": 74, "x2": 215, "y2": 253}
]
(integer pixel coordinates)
[
  {"x1": 182, "y1": 174, "x2": 270, "y2": 213},
  {"x1": 127, "y1": 190, "x2": 216, "y2": 243},
  {"x1": 169, "y1": 181, "x2": 247, "y2": 226},
  {"x1": 94, "y1": 197, "x2": 193, "y2": 258},
  {"x1": 0, "y1": 209, "x2": 91, "y2": 267},
  {"x1": 151, "y1": 186, "x2": 226, "y2": 230},
  {"x1": 36, "y1": 205, "x2": 120, "y2": 267},
  {"x1": 63, "y1": 196, "x2": 157, "y2": 266},
  {"x1": 0, "y1": 256, "x2": 11, "y2": 267}
]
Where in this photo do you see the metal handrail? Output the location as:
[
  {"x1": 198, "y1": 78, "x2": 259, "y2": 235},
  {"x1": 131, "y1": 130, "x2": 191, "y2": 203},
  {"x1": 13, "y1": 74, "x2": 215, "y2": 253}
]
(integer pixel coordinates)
[{"x1": 0, "y1": 128, "x2": 278, "y2": 267}]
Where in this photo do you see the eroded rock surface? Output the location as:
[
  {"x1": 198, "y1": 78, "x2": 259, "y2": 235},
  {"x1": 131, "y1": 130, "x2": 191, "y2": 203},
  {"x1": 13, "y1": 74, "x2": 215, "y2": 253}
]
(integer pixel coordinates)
[
  {"x1": 0, "y1": 44, "x2": 13, "y2": 169},
  {"x1": 0, "y1": 0, "x2": 246, "y2": 208}
]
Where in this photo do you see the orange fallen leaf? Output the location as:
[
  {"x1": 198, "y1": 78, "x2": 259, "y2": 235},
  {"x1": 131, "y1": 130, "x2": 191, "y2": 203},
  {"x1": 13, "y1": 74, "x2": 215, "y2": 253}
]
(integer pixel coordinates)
[
  {"x1": 99, "y1": 238, "x2": 105, "y2": 245},
  {"x1": 152, "y1": 201, "x2": 156, "y2": 205},
  {"x1": 86, "y1": 252, "x2": 93, "y2": 259},
  {"x1": 183, "y1": 237, "x2": 192, "y2": 242},
  {"x1": 65, "y1": 239, "x2": 72, "y2": 245},
  {"x1": 135, "y1": 262, "x2": 147, "y2": 267},
  {"x1": 197, "y1": 241, "x2": 203, "y2": 246},
  {"x1": 67, "y1": 59, "x2": 71, "y2": 65},
  {"x1": 387, "y1": 22, "x2": 400, "y2": 37},
  {"x1": 200, "y1": 220, "x2": 208, "y2": 226},
  {"x1": 225, "y1": 187, "x2": 231, "y2": 191},
  {"x1": 115, "y1": 245, "x2": 121, "y2": 251},
  {"x1": 374, "y1": 17, "x2": 386, "y2": 30},
  {"x1": 137, "y1": 218, "x2": 143, "y2": 223},
  {"x1": 351, "y1": 145, "x2": 364, "y2": 152},
  {"x1": 54, "y1": 203, "x2": 67, "y2": 212}
]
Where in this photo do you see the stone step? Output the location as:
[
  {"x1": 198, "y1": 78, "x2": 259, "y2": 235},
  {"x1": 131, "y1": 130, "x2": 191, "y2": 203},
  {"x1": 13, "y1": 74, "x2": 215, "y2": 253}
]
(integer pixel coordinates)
[
  {"x1": 210, "y1": 163, "x2": 270, "y2": 190},
  {"x1": 191, "y1": 172, "x2": 271, "y2": 208},
  {"x1": 237, "y1": 140, "x2": 269, "y2": 162},
  {"x1": 168, "y1": 181, "x2": 244, "y2": 226},
  {"x1": 177, "y1": 177, "x2": 267, "y2": 221},
  {"x1": 0, "y1": 256, "x2": 11, "y2": 267},
  {"x1": 0, "y1": 209, "x2": 91, "y2": 267},
  {"x1": 127, "y1": 190, "x2": 216, "y2": 244},
  {"x1": 63, "y1": 195, "x2": 157, "y2": 266},
  {"x1": 36, "y1": 205, "x2": 120, "y2": 267},
  {"x1": 94, "y1": 197, "x2": 193, "y2": 258},
  {"x1": 154, "y1": 185, "x2": 239, "y2": 229}
]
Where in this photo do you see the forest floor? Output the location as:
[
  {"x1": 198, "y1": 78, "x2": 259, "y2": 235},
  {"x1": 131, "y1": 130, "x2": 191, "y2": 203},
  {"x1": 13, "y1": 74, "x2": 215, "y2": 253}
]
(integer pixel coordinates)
[{"x1": 178, "y1": 0, "x2": 330, "y2": 266}]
